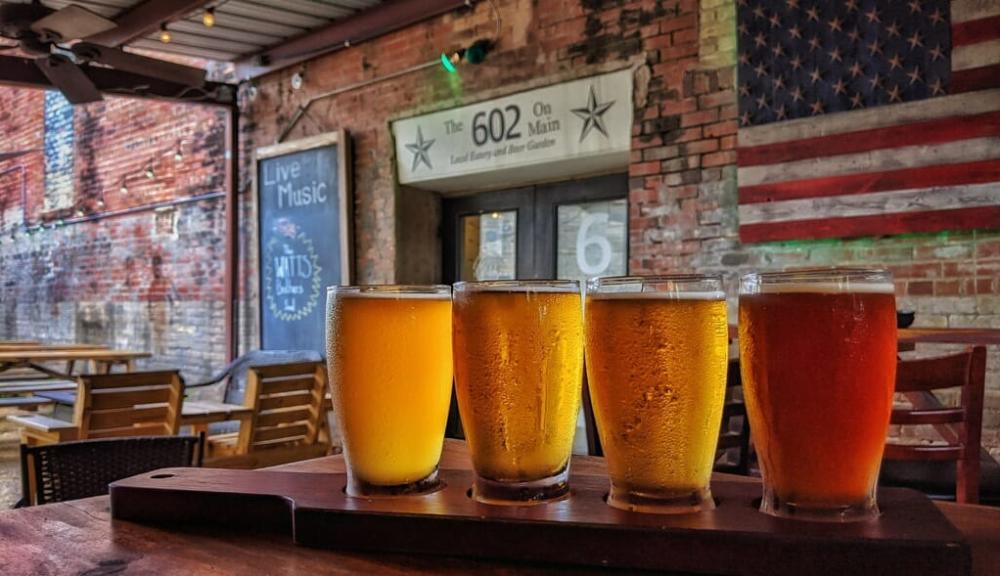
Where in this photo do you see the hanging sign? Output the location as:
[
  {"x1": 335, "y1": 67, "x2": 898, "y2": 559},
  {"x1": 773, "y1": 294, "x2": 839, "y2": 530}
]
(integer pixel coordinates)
[{"x1": 392, "y1": 69, "x2": 633, "y2": 192}]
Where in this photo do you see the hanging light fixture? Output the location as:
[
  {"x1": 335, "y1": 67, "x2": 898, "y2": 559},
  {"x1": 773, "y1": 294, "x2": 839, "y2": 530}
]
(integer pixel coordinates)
[
  {"x1": 202, "y1": 7, "x2": 216, "y2": 28},
  {"x1": 159, "y1": 23, "x2": 172, "y2": 43}
]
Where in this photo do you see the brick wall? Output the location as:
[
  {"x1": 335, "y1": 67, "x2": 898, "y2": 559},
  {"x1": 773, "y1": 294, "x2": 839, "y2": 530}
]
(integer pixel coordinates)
[
  {"x1": 0, "y1": 87, "x2": 229, "y2": 381},
  {"x1": 238, "y1": 0, "x2": 999, "y2": 457}
]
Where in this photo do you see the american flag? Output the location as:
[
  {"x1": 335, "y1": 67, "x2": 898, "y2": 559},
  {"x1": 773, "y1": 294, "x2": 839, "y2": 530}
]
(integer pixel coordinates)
[{"x1": 736, "y1": 0, "x2": 1000, "y2": 243}]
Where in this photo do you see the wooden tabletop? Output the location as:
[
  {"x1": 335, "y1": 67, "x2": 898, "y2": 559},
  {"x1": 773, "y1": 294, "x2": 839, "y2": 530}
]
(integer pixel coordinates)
[
  {"x1": 0, "y1": 439, "x2": 997, "y2": 575},
  {"x1": 0, "y1": 344, "x2": 111, "y2": 352},
  {"x1": 897, "y1": 327, "x2": 1000, "y2": 346},
  {"x1": 0, "y1": 350, "x2": 151, "y2": 362}
]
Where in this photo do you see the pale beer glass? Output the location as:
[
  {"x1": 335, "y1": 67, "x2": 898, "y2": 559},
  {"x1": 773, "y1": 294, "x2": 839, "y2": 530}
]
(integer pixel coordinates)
[
  {"x1": 739, "y1": 268, "x2": 897, "y2": 521},
  {"x1": 585, "y1": 275, "x2": 728, "y2": 513},
  {"x1": 452, "y1": 280, "x2": 583, "y2": 504},
  {"x1": 326, "y1": 285, "x2": 453, "y2": 496}
]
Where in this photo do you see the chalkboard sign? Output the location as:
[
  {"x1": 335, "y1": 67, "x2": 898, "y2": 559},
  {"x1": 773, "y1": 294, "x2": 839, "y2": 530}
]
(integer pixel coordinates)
[{"x1": 256, "y1": 131, "x2": 352, "y2": 354}]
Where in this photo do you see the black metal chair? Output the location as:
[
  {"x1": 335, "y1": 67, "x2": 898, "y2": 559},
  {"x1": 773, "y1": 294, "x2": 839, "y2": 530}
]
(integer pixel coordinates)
[
  {"x1": 184, "y1": 349, "x2": 323, "y2": 405},
  {"x1": 18, "y1": 435, "x2": 203, "y2": 507}
]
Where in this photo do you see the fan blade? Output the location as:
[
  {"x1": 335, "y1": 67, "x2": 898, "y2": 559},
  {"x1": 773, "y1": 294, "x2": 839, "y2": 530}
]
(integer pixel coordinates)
[
  {"x1": 31, "y1": 5, "x2": 116, "y2": 42},
  {"x1": 35, "y1": 55, "x2": 103, "y2": 104},
  {"x1": 72, "y1": 43, "x2": 206, "y2": 87}
]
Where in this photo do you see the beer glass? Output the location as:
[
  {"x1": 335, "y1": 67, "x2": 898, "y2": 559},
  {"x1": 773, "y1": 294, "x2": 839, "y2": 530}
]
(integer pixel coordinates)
[
  {"x1": 326, "y1": 285, "x2": 453, "y2": 496},
  {"x1": 453, "y1": 280, "x2": 583, "y2": 504},
  {"x1": 739, "y1": 268, "x2": 897, "y2": 521},
  {"x1": 586, "y1": 275, "x2": 728, "y2": 513}
]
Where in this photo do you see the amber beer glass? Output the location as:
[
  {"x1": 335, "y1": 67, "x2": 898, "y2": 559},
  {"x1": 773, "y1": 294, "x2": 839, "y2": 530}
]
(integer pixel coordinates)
[
  {"x1": 326, "y1": 285, "x2": 453, "y2": 496},
  {"x1": 585, "y1": 275, "x2": 728, "y2": 513},
  {"x1": 739, "y1": 269, "x2": 897, "y2": 521},
  {"x1": 453, "y1": 280, "x2": 583, "y2": 503}
]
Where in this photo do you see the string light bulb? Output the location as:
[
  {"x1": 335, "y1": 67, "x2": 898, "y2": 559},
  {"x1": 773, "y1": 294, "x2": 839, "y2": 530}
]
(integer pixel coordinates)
[
  {"x1": 174, "y1": 144, "x2": 184, "y2": 162},
  {"x1": 202, "y1": 7, "x2": 215, "y2": 28},
  {"x1": 120, "y1": 179, "x2": 129, "y2": 194},
  {"x1": 159, "y1": 23, "x2": 171, "y2": 43},
  {"x1": 144, "y1": 163, "x2": 155, "y2": 179}
]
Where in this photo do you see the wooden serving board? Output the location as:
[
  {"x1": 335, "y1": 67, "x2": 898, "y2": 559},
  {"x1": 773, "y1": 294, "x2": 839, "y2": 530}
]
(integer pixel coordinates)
[{"x1": 110, "y1": 468, "x2": 970, "y2": 575}]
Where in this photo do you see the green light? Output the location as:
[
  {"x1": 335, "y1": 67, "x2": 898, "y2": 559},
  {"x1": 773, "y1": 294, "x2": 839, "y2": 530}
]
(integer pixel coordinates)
[{"x1": 440, "y1": 52, "x2": 457, "y2": 74}]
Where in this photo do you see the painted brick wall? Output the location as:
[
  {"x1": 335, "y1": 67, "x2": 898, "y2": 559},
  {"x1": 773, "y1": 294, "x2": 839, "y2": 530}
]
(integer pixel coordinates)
[
  {"x1": 0, "y1": 87, "x2": 229, "y2": 381},
  {"x1": 239, "y1": 0, "x2": 999, "y2": 457}
]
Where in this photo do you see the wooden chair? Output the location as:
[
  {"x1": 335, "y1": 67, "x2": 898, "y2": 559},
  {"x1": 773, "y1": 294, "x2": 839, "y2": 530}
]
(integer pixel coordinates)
[
  {"x1": 204, "y1": 361, "x2": 330, "y2": 468},
  {"x1": 715, "y1": 358, "x2": 753, "y2": 475},
  {"x1": 9, "y1": 371, "x2": 184, "y2": 446},
  {"x1": 18, "y1": 435, "x2": 202, "y2": 507},
  {"x1": 880, "y1": 347, "x2": 993, "y2": 504}
]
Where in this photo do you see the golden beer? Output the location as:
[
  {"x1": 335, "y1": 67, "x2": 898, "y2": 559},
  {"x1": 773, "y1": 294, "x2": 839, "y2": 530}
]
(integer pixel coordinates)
[
  {"x1": 326, "y1": 286, "x2": 453, "y2": 495},
  {"x1": 585, "y1": 276, "x2": 728, "y2": 513},
  {"x1": 453, "y1": 281, "x2": 583, "y2": 503}
]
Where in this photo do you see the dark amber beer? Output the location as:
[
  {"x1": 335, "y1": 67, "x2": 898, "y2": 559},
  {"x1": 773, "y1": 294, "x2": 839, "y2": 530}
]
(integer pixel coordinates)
[
  {"x1": 326, "y1": 285, "x2": 453, "y2": 497},
  {"x1": 453, "y1": 280, "x2": 583, "y2": 504},
  {"x1": 739, "y1": 269, "x2": 897, "y2": 521},
  {"x1": 586, "y1": 275, "x2": 728, "y2": 513}
]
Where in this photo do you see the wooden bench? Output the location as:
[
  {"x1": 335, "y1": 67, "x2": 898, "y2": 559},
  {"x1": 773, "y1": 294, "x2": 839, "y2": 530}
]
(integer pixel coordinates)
[
  {"x1": 0, "y1": 380, "x2": 77, "y2": 395},
  {"x1": 0, "y1": 396, "x2": 54, "y2": 410},
  {"x1": 6, "y1": 413, "x2": 77, "y2": 441}
]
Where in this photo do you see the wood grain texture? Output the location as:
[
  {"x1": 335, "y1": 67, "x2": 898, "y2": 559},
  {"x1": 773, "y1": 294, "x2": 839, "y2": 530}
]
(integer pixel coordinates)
[{"x1": 0, "y1": 441, "x2": 997, "y2": 576}]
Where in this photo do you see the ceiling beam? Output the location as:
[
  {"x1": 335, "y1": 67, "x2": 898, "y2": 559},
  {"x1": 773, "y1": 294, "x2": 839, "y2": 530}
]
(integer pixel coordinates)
[
  {"x1": 85, "y1": 0, "x2": 215, "y2": 47},
  {"x1": 0, "y1": 55, "x2": 235, "y2": 107},
  {"x1": 233, "y1": 0, "x2": 470, "y2": 79}
]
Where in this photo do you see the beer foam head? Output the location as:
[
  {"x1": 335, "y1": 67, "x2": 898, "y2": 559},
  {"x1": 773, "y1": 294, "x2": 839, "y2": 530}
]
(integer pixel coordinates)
[
  {"x1": 329, "y1": 286, "x2": 451, "y2": 299},
  {"x1": 753, "y1": 282, "x2": 895, "y2": 294},
  {"x1": 454, "y1": 280, "x2": 580, "y2": 293},
  {"x1": 589, "y1": 290, "x2": 725, "y2": 301}
]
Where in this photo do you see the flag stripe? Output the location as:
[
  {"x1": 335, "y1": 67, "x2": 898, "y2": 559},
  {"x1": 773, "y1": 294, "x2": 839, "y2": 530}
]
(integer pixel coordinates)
[
  {"x1": 952, "y1": 63, "x2": 1000, "y2": 93},
  {"x1": 737, "y1": 89, "x2": 1000, "y2": 147},
  {"x1": 737, "y1": 136, "x2": 1000, "y2": 187},
  {"x1": 738, "y1": 182, "x2": 1000, "y2": 225},
  {"x1": 739, "y1": 206, "x2": 1000, "y2": 243},
  {"x1": 951, "y1": 0, "x2": 1000, "y2": 23},
  {"x1": 952, "y1": 39, "x2": 1000, "y2": 70},
  {"x1": 738, "y1": 111, "x2": 1000, "y2": 167},
  {"x1": 951, "y1": 14, "x2": 1000, "y2": 46},
  {"x1": 738, "y1": 159, "x2": 1000, "y2": 204}
]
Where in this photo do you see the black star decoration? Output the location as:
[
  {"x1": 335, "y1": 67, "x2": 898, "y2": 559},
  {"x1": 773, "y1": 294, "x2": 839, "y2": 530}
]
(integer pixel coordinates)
[
  {"x1": 572, "y1": 85, "x2": 615, "y2": 142},
  {"x1": 405, "y1": 126, "x2": 435, "y2": 172}
]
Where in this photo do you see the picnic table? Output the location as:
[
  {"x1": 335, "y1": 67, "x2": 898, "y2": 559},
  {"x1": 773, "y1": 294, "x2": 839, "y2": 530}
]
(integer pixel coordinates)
[
  {"x1": 0, "y1": 440, "x2": 996, "y2": 576},
  {"x1": 898, "y1": 327, "x2": 1000, "y2": 346},
  {"x1": 0, "y1": 349, "x2": 150, "y2": 379}
]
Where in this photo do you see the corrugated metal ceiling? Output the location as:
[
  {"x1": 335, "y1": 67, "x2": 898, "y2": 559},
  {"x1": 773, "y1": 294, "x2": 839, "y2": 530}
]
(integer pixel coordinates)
[{"x1": 6, "y1": 0, "x2": 384, "y2": 63}]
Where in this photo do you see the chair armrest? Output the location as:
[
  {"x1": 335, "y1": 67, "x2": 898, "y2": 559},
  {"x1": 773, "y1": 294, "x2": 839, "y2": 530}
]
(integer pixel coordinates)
[{"x1": 184, "y1": 371, "x2": 229, "y2": 389}]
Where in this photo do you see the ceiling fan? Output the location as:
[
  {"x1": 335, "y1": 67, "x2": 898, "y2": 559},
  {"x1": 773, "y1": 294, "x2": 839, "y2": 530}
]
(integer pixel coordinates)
[{"x1": 0, "y1": 1, "x2": 207, "y2": 104}]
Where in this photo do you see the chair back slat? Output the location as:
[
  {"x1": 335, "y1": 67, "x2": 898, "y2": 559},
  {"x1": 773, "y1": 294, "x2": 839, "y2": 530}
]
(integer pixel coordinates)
[
  {"x1": 76, "y1": 371, "x2": 183, "y2": 439},
  {"x1": 891, "y1": 408, "x2": 964, "y2": 426},
  {"x1": 715, "y1": 358, "x2": 752, "y2": 475},
  {"x1": 237, "y1": 361, "x2": 328, "y2": 455},
  {"x1": 883, "y1": 444, "x2": 963, "y2": 461},
  {"x1": 885, "y1": 347, "x2": 986, "y2": 503}
]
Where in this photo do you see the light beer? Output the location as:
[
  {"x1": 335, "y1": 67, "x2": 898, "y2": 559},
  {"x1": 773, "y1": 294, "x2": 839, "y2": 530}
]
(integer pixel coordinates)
[
  {"x1": 585, "y1": 276, "x2": 728, "y2": 513},
  {"x1": 452, "y1": 281, "x2": 583, "y2": 503},
  {"x1": 326, "y1": 286, "x2": 453, "y2": 495},
  {"x1": 739, "y1": 269, "x2": 896, "y2": 521}
]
